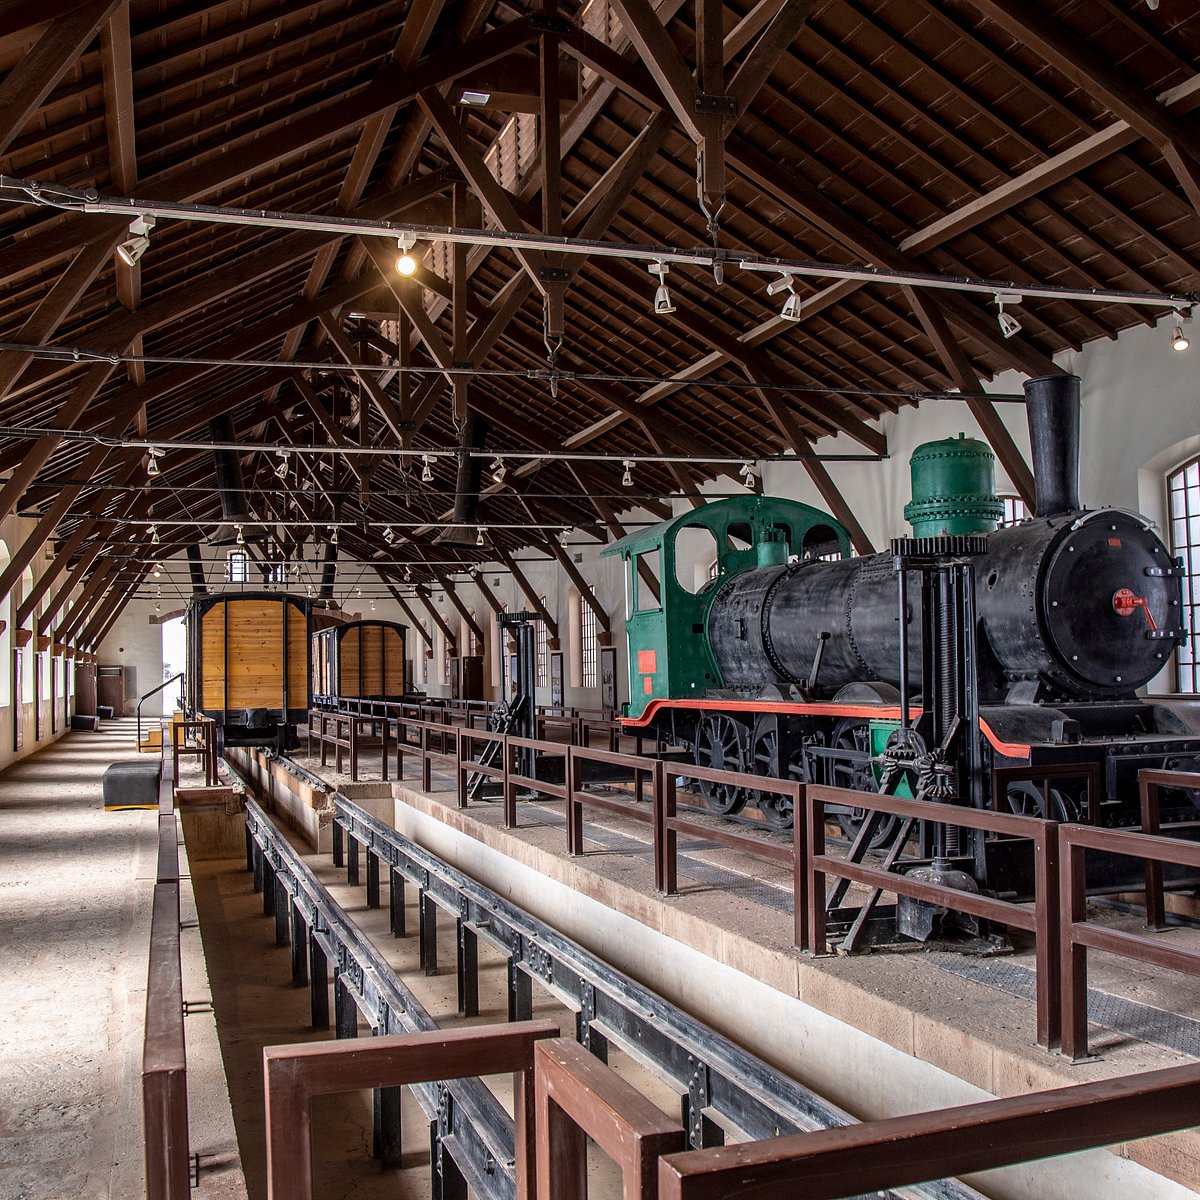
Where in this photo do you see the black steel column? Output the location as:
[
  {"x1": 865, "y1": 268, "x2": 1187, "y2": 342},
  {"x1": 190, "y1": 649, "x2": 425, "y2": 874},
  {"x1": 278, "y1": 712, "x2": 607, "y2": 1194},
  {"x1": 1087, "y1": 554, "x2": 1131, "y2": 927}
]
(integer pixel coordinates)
[
  {"x1": 507, "y1": 959, "x2": 532, "y2": 1022},
  {"x1": 332, "y1": 820, "x2": 343, "y2": 868},
  {"x1": 290, "y1": 907, "x2": 308, "y2": 985},
  {"x1": 456, "y1": 920, "x2": 478, "y2": 1017},
  {"x1": 366, "y1": 851, "x2": 380, "y2": 909},
  {"x1": 419, "y1": 892, "x2": 438, "y2": 975},
  {"x1": 309, "y1": 936, "x2": 329, "y2": 1029},
  {"x1": 347, "y1": 835, "x2": 359, "y2": 886},
  {"x1": 389, "y1": 868, "x2": 406, "y2": 937},
  {"x1": 334, "y1": 975, "x2": 358, "y2": 1039}
]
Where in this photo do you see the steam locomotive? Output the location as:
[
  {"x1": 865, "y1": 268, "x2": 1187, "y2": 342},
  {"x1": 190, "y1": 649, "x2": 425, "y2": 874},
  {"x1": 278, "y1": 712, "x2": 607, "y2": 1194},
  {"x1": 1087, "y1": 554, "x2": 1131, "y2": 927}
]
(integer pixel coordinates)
[{"x1": 603, "y1": 376, "x2": 1200, "y2": 868}]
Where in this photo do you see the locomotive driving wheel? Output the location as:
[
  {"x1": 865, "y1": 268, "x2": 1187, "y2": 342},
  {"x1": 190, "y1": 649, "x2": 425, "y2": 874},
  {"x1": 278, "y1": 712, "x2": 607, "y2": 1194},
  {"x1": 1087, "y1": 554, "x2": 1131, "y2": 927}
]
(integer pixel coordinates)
[
  {"x1": 694, "y1": 712, "x2": 750, "y2": 814},
  {"x1": 750, "y1": 714, "x2": 806, "y2": 830}
]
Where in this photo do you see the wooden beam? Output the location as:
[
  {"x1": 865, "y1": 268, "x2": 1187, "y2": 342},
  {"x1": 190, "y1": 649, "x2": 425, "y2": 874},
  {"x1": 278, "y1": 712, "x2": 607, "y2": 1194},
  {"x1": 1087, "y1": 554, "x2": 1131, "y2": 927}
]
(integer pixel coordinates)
[
  {"x1": 414, "y1": 584, "x2": 459, "y2": 650},
  {"x1": 432, "y1": 571, "x2": 488, "y2": 646},
  {"x1": 387, "y1": 587, "x2": 434, "y2": 648},
  {"x1": 726, "y1": 0, "x2": 816, "y2": 114},
  {"x1": 969, "y1": 0, "x2": 1200, "y2": 212},
  {"x1": 542, "y1": 538, "x2": 611, "y2": 635},
  {"x1": 0, "y1": 0, "x2": 120, "y2": 156},
  {"x1": 903, "y1": 288, "x2": 1036, "y2": 507},
  {"x1": 494, "y1": 547, "x2": 558, "y2": 642}
]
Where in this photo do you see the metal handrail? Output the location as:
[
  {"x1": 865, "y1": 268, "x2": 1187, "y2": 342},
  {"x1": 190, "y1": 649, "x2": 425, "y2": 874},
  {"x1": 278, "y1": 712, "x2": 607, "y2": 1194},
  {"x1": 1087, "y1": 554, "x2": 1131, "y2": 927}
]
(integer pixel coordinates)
[{"x1": 137, "y1": 672, "x2": 185, "y2": 750}]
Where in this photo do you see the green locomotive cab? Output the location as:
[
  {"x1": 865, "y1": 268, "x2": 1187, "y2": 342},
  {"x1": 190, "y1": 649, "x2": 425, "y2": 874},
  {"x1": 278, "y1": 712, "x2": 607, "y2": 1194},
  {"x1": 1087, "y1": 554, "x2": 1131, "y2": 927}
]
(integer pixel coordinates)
[{"x1": 602, "y1": 496, "x2": 852, "y2": 721}]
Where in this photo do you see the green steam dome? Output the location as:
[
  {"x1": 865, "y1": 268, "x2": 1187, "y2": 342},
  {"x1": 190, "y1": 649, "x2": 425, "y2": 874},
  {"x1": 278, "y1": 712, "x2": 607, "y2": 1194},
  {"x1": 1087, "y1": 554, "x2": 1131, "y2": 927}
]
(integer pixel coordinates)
[{"x1": 904, "y1": 433, "x2": 1003, "y2": 537}]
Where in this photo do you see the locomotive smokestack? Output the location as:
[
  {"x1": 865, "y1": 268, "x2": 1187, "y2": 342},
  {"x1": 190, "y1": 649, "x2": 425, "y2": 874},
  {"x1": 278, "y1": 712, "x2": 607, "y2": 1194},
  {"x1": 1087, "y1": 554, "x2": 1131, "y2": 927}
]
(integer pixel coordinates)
[{"x1": 1024, "y1": 373, "x2": 1081, "y2": 518}]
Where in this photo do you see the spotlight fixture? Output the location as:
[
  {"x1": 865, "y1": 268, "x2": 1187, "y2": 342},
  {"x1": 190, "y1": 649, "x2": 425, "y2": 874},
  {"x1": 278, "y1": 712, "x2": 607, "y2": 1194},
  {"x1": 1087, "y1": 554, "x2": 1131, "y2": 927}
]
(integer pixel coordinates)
[
  {"x1": 404, "y1": 566, "x2": 412, "y2": 581},
  {"x1": 155, "y1": 602, "x2": 161, "y2": 613},
  {"x1": 235, "y1": 523, "x2": 245, "y2": 545},
  {"x1": 274, "y1": 450, "x2": 290, "y2": 480},
  {"x1": 153, "y1": 562, "x2": 162, "y2": 578},
  {"x1": 306, "y1": 583, "x2": 314, "y2": 596},
  {"x1": 146, "y1": 447, "x2": 162, "y2": 476},
  {"x1": 356, "y1": 586, "x2": 363, "y2": 597},
  {"x1": 779, "y1": 290, "x2": 803, "y2": 322},
  {"x1": 622, "y1": 459, "x2": 633, "y2": 487},
  {"x1": 395, "y1": 234, "x2": 418, "y2": 277},
  {"x1": 1146, "y1": 0, "x2": 1159, "y2": 8},
  {"x1": 330, "y1": 526, "x2": 339, "y2": 546},
  {"x1": 491, "y1": 456, "x2": 507, "y2": 484},
  {"x1": 117, "y1": 215, "x2": 155, "y2": 266},
  {"x1": 768, "y1": 273, "x2": 803, "y2": 323},
  {"x1": 648, "y1": 261, "x2": 675, "y2": 315},
  {"x1": 558, "y1": 527, "x2": 570, "y2": 545},
  {"x1": 1172, "y1": 307, "x2": 1192, "y2": 353},
  {"x1": 994, "y1": 291, "x2": 1023, "y2": 339},
  {"x1": 370, "y1": 600, "x2": 376, "y2": 611},
  {"x1": 739, "y1": 462, "x2": 757, "y2": 483},
  {"x1": 476, "y1": 526, "x2": 487, "y2": 547},
  {"x1": 149, "y1": 524, "x2": 160, "y2": 544},
  {"x1": 383, "y1": 526, "x2": 396, "y2": 545},
  {"x1": 421, "y1": 454, "x2": 434, "y2": 483}
]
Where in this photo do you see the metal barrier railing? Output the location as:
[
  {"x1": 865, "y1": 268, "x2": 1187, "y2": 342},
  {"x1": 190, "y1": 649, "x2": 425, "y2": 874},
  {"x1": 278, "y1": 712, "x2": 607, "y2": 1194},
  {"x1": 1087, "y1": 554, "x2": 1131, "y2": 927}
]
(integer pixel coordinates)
[
  {"x1": 657, "y1": 1060, "x2": 1200, "y2": 1200},
  {"x1": 144, "y1": 790, "x2": 189, "y2": 1200},
  {"x1": 1138, "y1": 767, "x2": 1200, "y2": 930},
  {"x1": 306, "y1": 710, "x2": 392, "y2": 782},
  {"x1": 326, "y1": 793, "x2": 981, "y2": 1199},
  {"x1": 533, "y1": 1037, "x2": 685, "y2": 1200},
  {"x1": 806, "y1": 783, "x2": 1061, "y2": 1048},
  {"x1": 264, "y1": 1022, "x2": 558, "y2": 1200},
  {"x1": 1060, "y1": 819, "x2": 1200, "y2": 1059}
]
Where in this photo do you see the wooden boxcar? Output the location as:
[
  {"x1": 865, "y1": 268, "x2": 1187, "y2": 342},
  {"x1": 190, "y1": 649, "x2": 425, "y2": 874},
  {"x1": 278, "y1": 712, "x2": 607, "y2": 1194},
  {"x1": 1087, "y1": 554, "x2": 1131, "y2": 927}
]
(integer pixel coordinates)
[
  {"x1": 185, "y1": 593, "x2": 314, "y2": 749},
  {"x1": 312, "y1": 619, "x2": 407, "y2": 705}
]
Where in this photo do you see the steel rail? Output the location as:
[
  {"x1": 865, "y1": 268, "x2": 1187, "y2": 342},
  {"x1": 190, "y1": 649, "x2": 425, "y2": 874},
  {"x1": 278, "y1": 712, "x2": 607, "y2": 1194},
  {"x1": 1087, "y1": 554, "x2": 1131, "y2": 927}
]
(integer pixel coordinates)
[{"x1": 242, "y1": 798, "x2": 524, "y2": 1200}]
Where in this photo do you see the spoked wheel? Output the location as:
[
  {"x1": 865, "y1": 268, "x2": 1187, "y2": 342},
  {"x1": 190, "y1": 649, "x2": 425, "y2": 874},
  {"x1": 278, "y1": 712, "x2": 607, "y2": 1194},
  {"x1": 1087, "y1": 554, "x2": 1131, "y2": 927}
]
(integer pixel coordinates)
[
  {"x1": 1005, "y1": 782, "x2": 1078, "y2": 823},
  {"x1": 694, "y1": 712, "x2": 750, "y2": 815},
  {"x1": 750, "y1": 715, "x2": 805, "y2": 830},
  {"x1": 829, "y1": 718, "x2": 898, "y2": 850}
]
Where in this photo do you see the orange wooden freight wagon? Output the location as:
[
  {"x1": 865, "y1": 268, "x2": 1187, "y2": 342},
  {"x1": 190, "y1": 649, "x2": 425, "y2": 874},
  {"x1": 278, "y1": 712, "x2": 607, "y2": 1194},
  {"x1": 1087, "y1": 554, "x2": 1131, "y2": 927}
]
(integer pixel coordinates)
[
  {"x1": 185, "y1": 593, "x2": 314, "y2": 751},
  {"x1": 312, "y1": 619, "x2": 408, "y2": 705}
]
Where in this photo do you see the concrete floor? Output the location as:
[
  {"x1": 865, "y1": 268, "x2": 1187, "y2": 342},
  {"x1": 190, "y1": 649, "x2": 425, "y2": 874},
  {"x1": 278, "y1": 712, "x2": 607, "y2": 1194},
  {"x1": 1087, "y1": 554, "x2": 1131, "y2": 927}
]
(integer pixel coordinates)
[
  {"x1": 0, "y1": 720, "x2": 160, "y2": 1199},
  {"x1": 0, "y1": 718, "x2": 248, "y2": 1200}
]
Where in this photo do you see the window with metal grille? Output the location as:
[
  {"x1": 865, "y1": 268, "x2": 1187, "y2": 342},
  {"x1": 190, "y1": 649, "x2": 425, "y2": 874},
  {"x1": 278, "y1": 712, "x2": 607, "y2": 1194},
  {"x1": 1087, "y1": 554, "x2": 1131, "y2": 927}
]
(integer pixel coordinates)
[
  {"x1": 1169, "y1": 459, "x2": 1200, "y2": 693},
  {"x1": 998, "y1": 496, "x2": 1029, "y2": 527},
  {"x1": 227, "y1": 550, "x2": 249, "y2": 583},
  {"x1": 536, "y1": 598, "x2": 549, "y2": 687},
  {"x1": 580, "y1": 594, "x2": 598, "y2": 689}
]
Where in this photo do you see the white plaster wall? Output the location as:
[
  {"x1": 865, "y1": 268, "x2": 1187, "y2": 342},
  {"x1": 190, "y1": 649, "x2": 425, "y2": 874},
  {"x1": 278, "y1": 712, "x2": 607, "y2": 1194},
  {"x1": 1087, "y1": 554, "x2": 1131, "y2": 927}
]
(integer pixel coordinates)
[{"x1": 97, "y1": 600, "x2": 168, "y2": 716}]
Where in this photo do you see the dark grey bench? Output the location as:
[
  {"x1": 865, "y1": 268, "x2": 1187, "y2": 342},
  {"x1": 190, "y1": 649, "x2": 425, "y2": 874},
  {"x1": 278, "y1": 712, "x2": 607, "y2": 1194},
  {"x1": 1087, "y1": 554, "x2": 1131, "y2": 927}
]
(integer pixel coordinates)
[{"x1": 103, "y1": 760, "x2": 161, "y2": 811}]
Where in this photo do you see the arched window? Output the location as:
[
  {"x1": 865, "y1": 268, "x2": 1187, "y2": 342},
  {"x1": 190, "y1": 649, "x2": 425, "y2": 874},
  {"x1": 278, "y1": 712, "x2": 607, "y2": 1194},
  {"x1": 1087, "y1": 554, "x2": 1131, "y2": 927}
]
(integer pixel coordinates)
[
  {"x1": 579, "y1": 593, "x2": 598, "y2": 689},
  {"x1": 20, "y1": 565, "x2": 33, "y2": 703},
  {"x1": 536, "y1": 596, "x2": 549, "y2": 687},
  {"x1": 1168, "y1": 459, "x2": 1200, "y2": 692}
]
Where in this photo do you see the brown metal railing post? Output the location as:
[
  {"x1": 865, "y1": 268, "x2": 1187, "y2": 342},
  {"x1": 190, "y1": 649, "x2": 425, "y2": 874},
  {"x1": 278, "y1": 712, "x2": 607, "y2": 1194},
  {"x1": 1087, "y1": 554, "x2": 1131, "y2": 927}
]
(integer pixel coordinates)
[
  {"x1": 1141, "y1": 772, "x2": 1166, "y2": 930},
  {"x1": 456, "y1": 730, "x2": 467, "y2": 808},
  {"x1": 567, "y1": 746, "x2": 583, "y2": 855},
  {"x1": 1034, "y1": 820, "x2": 1061, "y2": 1048},
  {"x1": 503, "y1": 735, "x2": 515, "y2": 828},
  {"x1": 792, "y1": 782, "x2": 808, "y2": 951},
  {"x1": 658, "y1": 764, "x2": 677, "y2": 895},
  {"x1": 1059, "y1": 835, "x2": 1089, "y2": 1061},
  {"x1": 349, "y1": 717, "x2": 359, "y2": 783},
  {"x1": 806, "y1": 790, "x2": 826, "y2": 955},
  {"x1": 380, "y1": 716, "x2": 390, "y2": 783}
]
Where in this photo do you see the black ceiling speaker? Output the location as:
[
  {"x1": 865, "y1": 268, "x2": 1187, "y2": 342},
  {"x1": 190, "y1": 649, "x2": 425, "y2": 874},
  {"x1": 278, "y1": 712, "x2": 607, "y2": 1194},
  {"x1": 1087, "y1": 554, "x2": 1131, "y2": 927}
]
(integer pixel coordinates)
[{"x1": 436, "y1": 414, "x2": 490, "y2": 546}]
